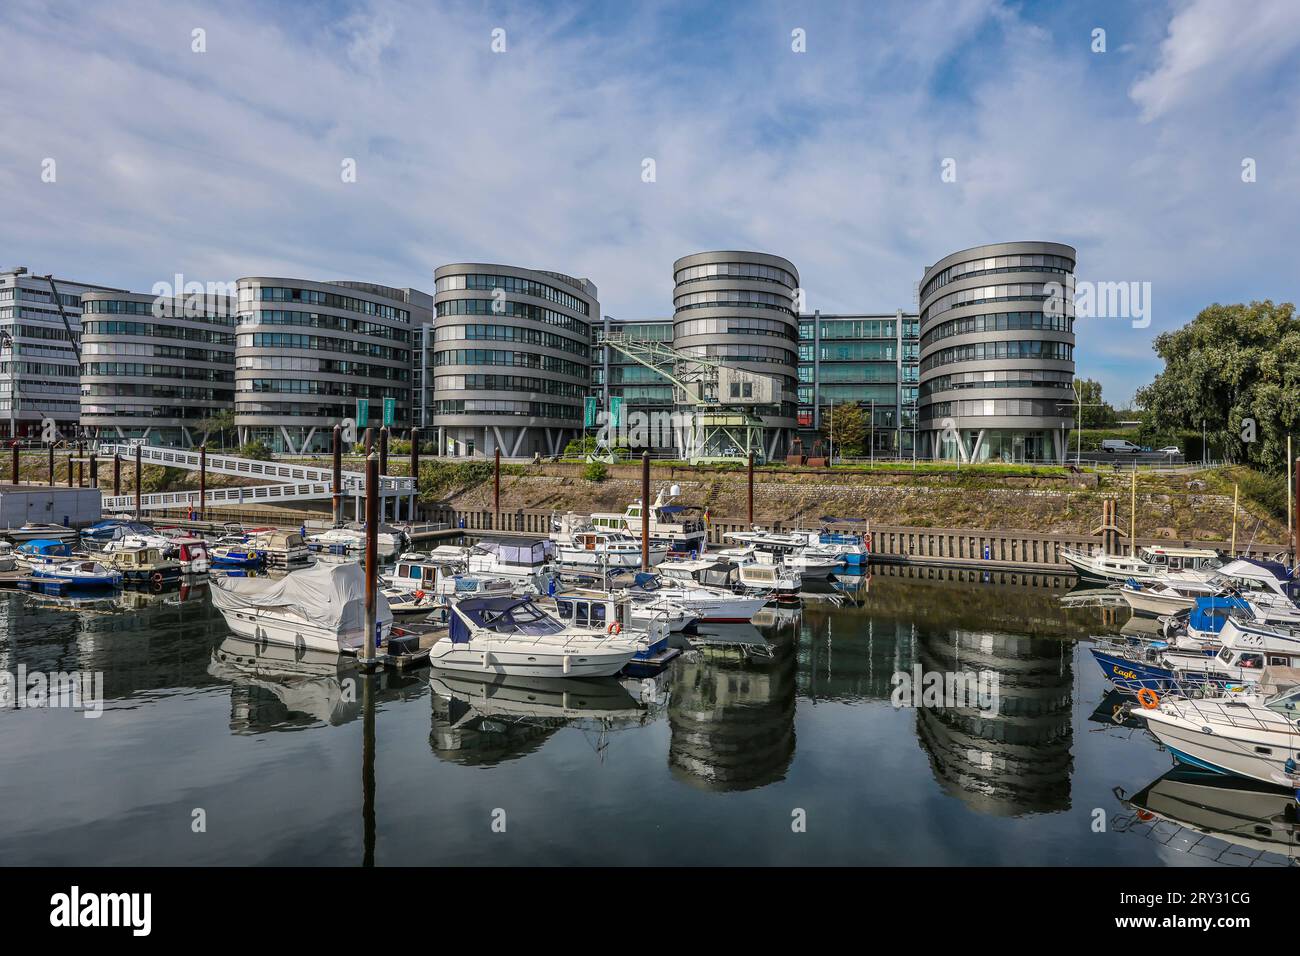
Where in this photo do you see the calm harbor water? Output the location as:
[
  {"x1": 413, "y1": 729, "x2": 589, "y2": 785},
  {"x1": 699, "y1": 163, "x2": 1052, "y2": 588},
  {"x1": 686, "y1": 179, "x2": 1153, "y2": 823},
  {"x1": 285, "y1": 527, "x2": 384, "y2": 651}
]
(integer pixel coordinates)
[{"x1": 2, "y1": 568, "x2": 1295, "y2": 867}]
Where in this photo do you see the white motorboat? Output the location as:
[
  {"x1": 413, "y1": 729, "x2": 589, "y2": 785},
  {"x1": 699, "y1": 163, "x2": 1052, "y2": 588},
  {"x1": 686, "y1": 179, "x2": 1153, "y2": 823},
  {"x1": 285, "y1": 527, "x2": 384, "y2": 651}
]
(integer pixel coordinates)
[
  {"x1": 720, "y1": 533, "x2": 838, "y2": 580},
  {"x1": 31, "y1": 559, "x2": 122, "y2": 590},
  {"x1": 247, "y1": 528, "x2": 310, "y2": 567},
  {"x1": 1138, "y1": 666, "x2": 1300, "y2": 787},
  {"x1": 382, "y1": 552, "x2": 515, "y2": 614},
  {"x1": 1059, "y1": 544, "x2": 1221, "y2": 585},
  {"x1": 209, "y1": 561, "x2": 393, "y2": 654},
  {"x1": 713, "y1": 546, "x2": 804, "y2": 595},
  {"x1": 0, "y1": 541, "x2": 15, "y2": 572},
  {"x1": 590, "y1": 484, "x2": 709, "y2": 557},
  {"x1": 551, "y1": 512, "x2": 667, "y2": 570},
  {"x1": 306, "y1": 523, "x2": 407, "y2": 556},
  {"x1": 429, "y1": 595, "x2": 644, "y2": 678},
  {"x1": 621, "y1": 566, "x2": 767, "y2": 623},
  {"x1": 448, "y1": 538, "x2": 557, "y2": 593},
  {"x1": 1121, "y1": 557, "x2": 1300, "y2": 621},
  {"x1": 560, "y1": 579, "x2": 697, "y2": 633},
  {"x1": 4, "y1": 523, "x2": 79, "y2": 546}
]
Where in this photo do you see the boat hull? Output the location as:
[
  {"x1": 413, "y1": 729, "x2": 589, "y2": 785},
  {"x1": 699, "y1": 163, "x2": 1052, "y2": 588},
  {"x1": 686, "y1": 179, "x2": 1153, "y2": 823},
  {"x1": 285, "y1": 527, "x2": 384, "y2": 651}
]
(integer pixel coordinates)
[
  {"x1": 219, "y1": 607, "x2": 387, "y2": 654},
  {"x1": 1120, "y1": 586, "x2": 1197, "y2": 616},
  {"x1": 427, "y1": 641, "x2": 636, "y2": 678},
  {"x1": 1143, "y1": 708, "x2": 1300, "y2": 787}
]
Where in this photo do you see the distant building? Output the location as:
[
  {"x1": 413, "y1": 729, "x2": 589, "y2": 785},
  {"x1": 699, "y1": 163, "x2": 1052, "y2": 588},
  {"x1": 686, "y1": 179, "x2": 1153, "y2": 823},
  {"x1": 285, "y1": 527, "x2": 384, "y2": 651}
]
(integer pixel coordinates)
[
  {"x1": 0, "y1": 266, "x2": 123, "y2": 440},
  {"x1": 234, "y1": 277, "x2": 430, "y2": 453},
  {"x1": 79, "y1": 289, "x2": 235, "y2": 446}
]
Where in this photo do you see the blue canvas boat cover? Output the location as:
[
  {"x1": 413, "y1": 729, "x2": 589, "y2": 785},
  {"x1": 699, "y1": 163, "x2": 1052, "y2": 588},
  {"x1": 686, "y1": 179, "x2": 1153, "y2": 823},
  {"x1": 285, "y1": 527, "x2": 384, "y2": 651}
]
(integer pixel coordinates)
[{"x1": 1189, "y1": 595, "x2": 1250, "y2": 633}]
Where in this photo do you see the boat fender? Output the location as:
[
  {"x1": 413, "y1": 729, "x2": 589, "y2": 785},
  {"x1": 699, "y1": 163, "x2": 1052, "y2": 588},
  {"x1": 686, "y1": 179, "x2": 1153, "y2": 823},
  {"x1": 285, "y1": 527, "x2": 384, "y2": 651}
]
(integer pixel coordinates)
[
  {"x1": 1136, "y1": 688, "x2": 1160, "y2": 710},
  {"x1": 563, "y1": 654, "x2": 571, "y2": 674},
  {"x1": 482, "y1": 646, "x2": 492, "y2": 670}
]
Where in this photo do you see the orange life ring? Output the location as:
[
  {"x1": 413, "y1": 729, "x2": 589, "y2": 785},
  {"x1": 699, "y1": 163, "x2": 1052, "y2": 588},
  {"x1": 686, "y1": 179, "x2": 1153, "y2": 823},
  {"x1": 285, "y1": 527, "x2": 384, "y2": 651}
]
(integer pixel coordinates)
[
  {"x1": 607, "y1": 622, "x2": 621, "y2": 635},
  {"x1": 150, "y1": 571, "x2": 164, "y2": 585},
  {"x1": 1137, "y1": 688, "x2": 1160, "y2": 710},
  {"x1": 1135, "y1": 809, "x2": 1155, "y2": 822},
  {"x1": 414, "y1": 590, "x2": 426, "y2": 600}
]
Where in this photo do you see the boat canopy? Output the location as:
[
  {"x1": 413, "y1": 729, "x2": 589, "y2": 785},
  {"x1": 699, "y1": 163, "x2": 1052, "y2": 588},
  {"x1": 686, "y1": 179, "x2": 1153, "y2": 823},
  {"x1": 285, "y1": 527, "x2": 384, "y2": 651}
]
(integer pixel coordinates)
[
  {"x1": 1189, "y1": 595, "x2": 1251, "y2": 633},
  {"x1": 477, "y1": 537, "x2": 553, "y2": 566},
  {"x1": 18, "y1": 539, "x2": 71, "y2": 556},
  {"x1": 450, "y1": 596, "x2": 564, "y2": 643},
  {"x1": 1220, "y1": 558, "x2": 1291, "y2": 581},
  {"x1": 209, "y1": 562, "x2": 392, "y2": 635}
]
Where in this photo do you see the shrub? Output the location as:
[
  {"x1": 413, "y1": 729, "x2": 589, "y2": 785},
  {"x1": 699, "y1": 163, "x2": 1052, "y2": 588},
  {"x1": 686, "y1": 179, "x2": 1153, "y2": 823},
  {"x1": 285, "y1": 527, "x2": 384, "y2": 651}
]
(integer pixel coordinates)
[
  {"x1": 582, "y1": 460, "x2": 609, "y2": 482},
  {"x1": 238, "y1": 439, "x2": 274, "y2": 461}
]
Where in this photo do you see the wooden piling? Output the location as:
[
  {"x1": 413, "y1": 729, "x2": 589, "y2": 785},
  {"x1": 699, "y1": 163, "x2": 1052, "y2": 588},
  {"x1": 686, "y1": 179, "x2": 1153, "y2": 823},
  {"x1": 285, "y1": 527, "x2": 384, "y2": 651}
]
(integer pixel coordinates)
[
  {"x1": 332, "y1": 425, "x2": 343, "y2": 525},
  {"x1": 641, "y1": 450, "x2": 650, "y2": 571},
  {"x1": 10, "y1": 442, "x2": 17, "y2": 485},
  {"x1": 135, "y1": 443, "x2": 142, "y2": 520},
  {"x1": 379, "y1": 426, "x2": 389, "y2": 476},
  {"x1": 90, "y1": 452, "x2": 98, "y2": 489},
  {"x1": 494, "y1": 447, "x2": 500, "y2": 528},
  {"x1": 363, "y1": 449, "x2": 379, "y2": 666},
  {"x1": 199, "y1": 444, "x2": 207, "y2": 521},
  {"x1": 113, "y1": 453, "x2": 121, "y2": 496},
  {"x1": 410, "y1": 426, "x2": 420, "y2": 520},
  {"x1": 47, "y1": 443, "x2": 53, "y2": 486},
  {"x1": 747, "y1": 451, "x2": 754, "y2": 525}
]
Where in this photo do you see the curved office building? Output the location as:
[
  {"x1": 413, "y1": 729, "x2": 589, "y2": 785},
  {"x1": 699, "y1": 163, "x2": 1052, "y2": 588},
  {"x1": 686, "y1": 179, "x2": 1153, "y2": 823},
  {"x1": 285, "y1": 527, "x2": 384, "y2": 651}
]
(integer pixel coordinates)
[
  {"x1": 234, "y1": 278, "x2": 430, "y2": 453},
  {"x1": 432, "y1": 264, "x2": 597, "y2": 458},
  {"x1": 79, "y1": 290, "x2": 236, "y2": 446},
  {"x1": 672, "y1": 251, "x2": 800, "y2": 459},
  {"x1": 917, "y1": 242, "x2": 1076, "y2": 462}
]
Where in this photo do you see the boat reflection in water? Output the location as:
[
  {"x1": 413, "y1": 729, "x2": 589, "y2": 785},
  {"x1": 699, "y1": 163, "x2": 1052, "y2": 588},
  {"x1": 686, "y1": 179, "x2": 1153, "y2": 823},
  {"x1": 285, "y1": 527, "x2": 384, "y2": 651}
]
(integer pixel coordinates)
[
  {"x1": 914, "y1": 628, "x2": 1074, "y2": 816},
  {"x1": 428, "y1": 670, "x2": 665, "y2": 766},
  {"x1": 1116, "y1": 767, "x2": 1300, "y2": 866},
  {"x1": 667, "y1": 623, "x2": 797, "y2": 791}
]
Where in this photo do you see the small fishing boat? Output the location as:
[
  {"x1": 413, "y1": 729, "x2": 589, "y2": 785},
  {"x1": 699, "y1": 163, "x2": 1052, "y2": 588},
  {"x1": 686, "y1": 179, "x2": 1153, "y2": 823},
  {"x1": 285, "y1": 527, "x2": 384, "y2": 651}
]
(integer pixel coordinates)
[
  {"x1": 381, "y1": 552, "x2": 516, "y2": 614},
  {"x1": 15, "y1": 538, "x2": 73, "y2": 568},
  {"x1": 247, "y1": 529, "x2": 310, "y2": 567},
  {"x1": 714, "y1": 546, "x2": 804, "y2": 597},
  {"x1": 428, "y1": 595, "x2": 643, "y2": 678},
  {"x1": 31, "y1": 559, "x2": 122, "y2": 590},
  {"x1": 103, "y1": 545, "x2": 184, "y2": 587},
  {"x1": 210, "y1": 542, "x2": 266, "y2": 570},
  {"x1": 591, "y1": 484, "x2": 709, "y2": 557},
  {"x1": 1137, "y1": 666, "x2": 1300, "y2": 788},
  {"x1": 551, "y1": 512, "x2": 667, "y2": 570},
  {"x1": 209, "y1": 561, "x2": 393, "y2": 654}
]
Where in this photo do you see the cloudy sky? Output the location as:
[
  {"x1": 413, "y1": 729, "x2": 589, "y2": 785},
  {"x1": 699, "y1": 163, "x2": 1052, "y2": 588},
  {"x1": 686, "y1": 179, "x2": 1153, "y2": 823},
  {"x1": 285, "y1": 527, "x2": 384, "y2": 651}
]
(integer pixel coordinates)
[{"x1": 4, "y1": 0, "x2": 1299, "y2": 405}]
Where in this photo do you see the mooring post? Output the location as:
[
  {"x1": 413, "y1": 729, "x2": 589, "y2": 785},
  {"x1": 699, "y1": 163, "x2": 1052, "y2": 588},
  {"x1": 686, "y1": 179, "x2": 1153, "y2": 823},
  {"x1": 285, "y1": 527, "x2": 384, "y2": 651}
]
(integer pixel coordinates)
[
  {"x1": 10, "y1": 442, "x2": 17, "y2": 485},
  {"x1": 363, "y1": 449, "x2": 380, "y2": 667},
  {"x1": 90, "y1": 451, "x2": 98, "y2": 489},
  {"x1": 641, "y1": 450, "x2": 650, "y2": 571},
  {"x1": 67, "y1": 443, "x2": 74, "y2": 487},
  {"x1": 1293, "y1": 456, "x2": 1299, "y2": 568},
  {"x1": 332, "y1": 425, "x2": 343, "y2": 525},
  {"x1": 199, "y1": 443, "x2": 207, "y2": 522},
  {"x1": 113, "y1": 453, "x2": 121, "y2": 496},
  {"x1": 47, "y1": 443, "x2": 54, "y2": 486},
  {"x1": 1129, "y1": 468, "x2": 1137, "y2": 557},
  {"x1": 409, "y1": 426, "x2": 420, "y2": 521},
  {"x1": 379, "y1": 426, "x2": 389, "y2": 476},
  {"x1": 135, "y1": 443, "x2": 142, "y2": 520},
  {"x1": 747, "y1": 451, "x2": 754, "y2": 526},
  {"x1": 76, "y1": 442, "x2": 84, "y2": 487},
  {"x1": 494, "y1": 447, "x2": 501, "y2": 529}
]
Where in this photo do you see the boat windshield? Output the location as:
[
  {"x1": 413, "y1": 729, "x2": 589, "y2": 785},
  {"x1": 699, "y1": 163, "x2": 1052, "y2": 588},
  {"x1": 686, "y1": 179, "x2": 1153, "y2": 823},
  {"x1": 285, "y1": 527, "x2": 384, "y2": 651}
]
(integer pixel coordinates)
[
  {"x1": 476, "y1": 600, "x2": 565, "y2": 636},
  {"x1": 1265, "y1": 685, "x2": 1300, "y2": 715}
]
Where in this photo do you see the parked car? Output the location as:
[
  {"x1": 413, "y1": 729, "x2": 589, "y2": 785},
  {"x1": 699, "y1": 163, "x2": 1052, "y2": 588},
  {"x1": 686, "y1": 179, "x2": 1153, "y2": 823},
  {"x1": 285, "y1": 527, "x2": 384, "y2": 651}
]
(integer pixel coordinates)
[
  {"x1": 1100, "y1": 439, "x2": 1141, "y2": 454},
  {"x1": 1157, "y1": 446, "x2": 1181, "y2": 456}
]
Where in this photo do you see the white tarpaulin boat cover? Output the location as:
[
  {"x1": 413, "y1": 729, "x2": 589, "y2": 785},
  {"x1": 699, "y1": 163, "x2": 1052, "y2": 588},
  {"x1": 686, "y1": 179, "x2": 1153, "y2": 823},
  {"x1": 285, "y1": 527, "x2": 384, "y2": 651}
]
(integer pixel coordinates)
[{"x1": 210, "y1": 561, "x2": 393, "y2": 635}]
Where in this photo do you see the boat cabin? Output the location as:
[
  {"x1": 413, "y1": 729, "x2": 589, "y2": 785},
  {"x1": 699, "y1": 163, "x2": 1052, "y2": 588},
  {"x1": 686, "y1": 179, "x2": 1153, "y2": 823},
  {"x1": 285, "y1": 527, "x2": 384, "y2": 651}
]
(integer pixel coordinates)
[
  {"x1": 18, "y1": 539, "x2": 72, "y2": 561},
  {"x1": 659, "y1": 559, "x2": 741, "y2": 590},
  {"x1": 391, "y1": 556, "x2": 455, "y2": 593},
  {"x1": 449, "y1": 596, "x2": 565, "y2": 643},
  {"x1": 110, "y1": 546, "x2": 172, "y2": 570},
  {"x1": 554, "y1": 588, "x2": 632, "y2": 631},
  {"x1": 1138, "y1": 546, "x2": 1222, "y2": 572},
  {"x1": 472, "y1": 537, "x2": 553, "y2": 568}
]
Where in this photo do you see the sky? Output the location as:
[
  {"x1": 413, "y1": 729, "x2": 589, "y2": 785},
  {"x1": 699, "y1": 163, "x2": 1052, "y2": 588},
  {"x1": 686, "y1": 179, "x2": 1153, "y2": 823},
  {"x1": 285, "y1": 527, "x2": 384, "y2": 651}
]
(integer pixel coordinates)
[{"x1": 4, "y1": 0, "x2": 1299, "y2": 408}]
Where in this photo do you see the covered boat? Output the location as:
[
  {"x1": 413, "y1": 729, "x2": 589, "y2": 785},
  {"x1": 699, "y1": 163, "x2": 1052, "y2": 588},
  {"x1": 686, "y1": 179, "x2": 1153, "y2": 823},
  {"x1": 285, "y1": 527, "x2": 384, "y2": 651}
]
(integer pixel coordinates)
[{"x1": 209, "y1": 561, "x2": 393, "y2": 654}]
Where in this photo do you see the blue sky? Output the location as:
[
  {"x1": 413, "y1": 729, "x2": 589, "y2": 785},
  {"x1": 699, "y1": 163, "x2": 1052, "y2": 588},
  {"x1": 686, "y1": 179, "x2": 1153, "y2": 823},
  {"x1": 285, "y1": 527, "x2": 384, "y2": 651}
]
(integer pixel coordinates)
[{"x1": 4, "y1": 0, "x2": 1299, "y2": 407}]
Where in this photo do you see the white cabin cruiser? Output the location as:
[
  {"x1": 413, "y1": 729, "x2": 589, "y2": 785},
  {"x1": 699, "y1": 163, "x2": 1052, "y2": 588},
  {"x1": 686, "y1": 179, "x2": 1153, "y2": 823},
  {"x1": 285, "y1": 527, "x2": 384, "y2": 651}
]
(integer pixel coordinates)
[
  {"x1": 720, "y1": 533, "x2": 839, "y2": 579},
  {"x1": 428, "y1": 595, "x2": 643, "y2": 678},
  {"x1": 591, "y1": 484, "x2": 709, "y2": 557},
  {"x1": 210, "y1": 561, "x2": 393, "y2": 654},
  {"x1": 714, "y1": 545, "x2": 807, "y2": 594},
  {"x1": 1060, "y1": 544, "x2": 1221, "y2": 585},
  {"x1": 551, "y1": 512, "x2": 666, "y2": 570},
  {"x1": 623, "y1": 566, "x2": 767, "y2": 623},
  {"x1": 1121, "y1": 557, "x2": 1299, "y2": 620},
  {"x1": 306, "y1": 523, "x2": 408, "y2": 556},
  {"x1": 382, "y1": 552, "x2": 515, "y2": 614},
  {"x1": 1139, "y1": 666, "x2": 1300, "y2": 787}
]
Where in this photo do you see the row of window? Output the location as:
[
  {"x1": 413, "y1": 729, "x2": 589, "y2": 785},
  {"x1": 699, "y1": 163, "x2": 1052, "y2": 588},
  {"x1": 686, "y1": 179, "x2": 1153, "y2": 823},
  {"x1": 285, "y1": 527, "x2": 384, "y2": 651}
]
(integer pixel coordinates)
[
  {"x1": 82, "y1": 321, "x2": 234, "y2": 345},
  {"x1": 432, "y1": 349, "x2": 589, "y2": 378},
  {"x1": 82, "y1": 342, "x2": 232, "y2": 363},
  {"x1": 433, "y1": 399, "x2": 580, "y2": 420},
  {"x1": 673, "y1": 261, "x2": 797, "y2": 289},
  {"x1": 673, "y1": 289, "x2": 794, "y2": 311},
  {"x1": 238, "y1": 310, "x2": 410, "y2": 342},
  {"x1": 920, "y1": 311, "x2": 1072, "y2": 348},
  {"x1": 434, "y1": 298, "x2": 589, "y2": 338},
  {"x1": 0, "y1": 361, "x2": 78, "y2": 377},
  {"x1": 435, "y1": 274, "x2": 590, "y2": 316},
  {"x1": 235, "y1": 401, "x2": 395, "y2": 418},
  {"x1": 431, "y1": 324, "x2": 590, "y2": 358},
  {"x1": 920, "y1": 398, "x2": 1071, "y2": 420},
  {"x1": 801, "y1": 341, "x2": 899, "y2": 362},
  {"x1": 922, "y1": 284, "x2": 1060, "y2": 321},
  {"x1": 241, "y1": 286, "x2": 411, "y2": 322},
  {"x1": 235, "y1": 379, "x2": 408, "y2": 399},
  {"x1": 0, "y1": 323, "x2": 79, "y2": 343},
  {"x1": 919, "y1": 368, "x2": 1075, "y2": 399},
  {"x1": 798, "y1": 363, "x2": 897, "y2": 384},
  {"x1": 82, "y1": 406, "x2": 222, "y2": 419},
  {"x1": 236, "y1": 333, "x2": 409, "y2": 363},
  {"x1": 680, "y1": 343, "x2": 796, "y2": 367},
  {"x1": 798, "y1": 318, "x2": 918, "y2": 341},
  {"x1": 919, "y1": 340, "x2": 1073, "y2": 372},
  {"x1": 672, "y1": 317, "x2": 797, "y2": 341},
  {"x1": 81, "y1": 299, "x2": 236, "y2": 324},
  {"x1": 432, "y1": 374, "x2": 587, "y2": 398},
  {"x1": 920, "y1": 253, "x2": 1073, "y2": 302},
  {"x1": 80, "y1": 363, "x2": 234, "y2": 382},
  {"x1": 80, "y1": 384, "x2": 233, "y2": 400},
  {"x1": 235, "y1": 356, "x2": 408, "y2": 380}
]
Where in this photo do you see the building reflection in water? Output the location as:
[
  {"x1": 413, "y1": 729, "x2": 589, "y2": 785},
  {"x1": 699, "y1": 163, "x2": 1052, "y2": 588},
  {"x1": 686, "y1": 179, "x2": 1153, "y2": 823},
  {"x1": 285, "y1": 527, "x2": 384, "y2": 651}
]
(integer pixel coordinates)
[{"x1": 667, "y1": 623, "x2": 798, "y2": 791}]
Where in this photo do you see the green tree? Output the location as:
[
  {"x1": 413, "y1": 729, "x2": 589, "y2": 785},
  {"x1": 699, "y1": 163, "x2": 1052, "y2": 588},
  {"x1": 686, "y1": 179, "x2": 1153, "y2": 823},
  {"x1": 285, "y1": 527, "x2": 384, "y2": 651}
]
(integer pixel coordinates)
[
  {"x1": 824, "y1": 402, "x2": 867, "y2": 457},
  {"x1": 1073, "y1": 378, "x2": 1118, "y2": 428},
  {"x1": 1136, "y1": 300, "x2": 1300, "y2": 471},
  {"x1": 199, "y1": 409, "x2": 235, "y2": 449},
  {"x1": 238, "y1": 439, "x2": 274, "y2": 461}
]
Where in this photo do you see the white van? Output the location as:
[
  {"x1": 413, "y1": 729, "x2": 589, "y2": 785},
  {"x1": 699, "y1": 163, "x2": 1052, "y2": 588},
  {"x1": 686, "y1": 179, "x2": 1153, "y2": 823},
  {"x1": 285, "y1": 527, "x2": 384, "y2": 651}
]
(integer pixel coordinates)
[{"x1": 1100, "y1": 439, "x2": 1141, "y2": 454}]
